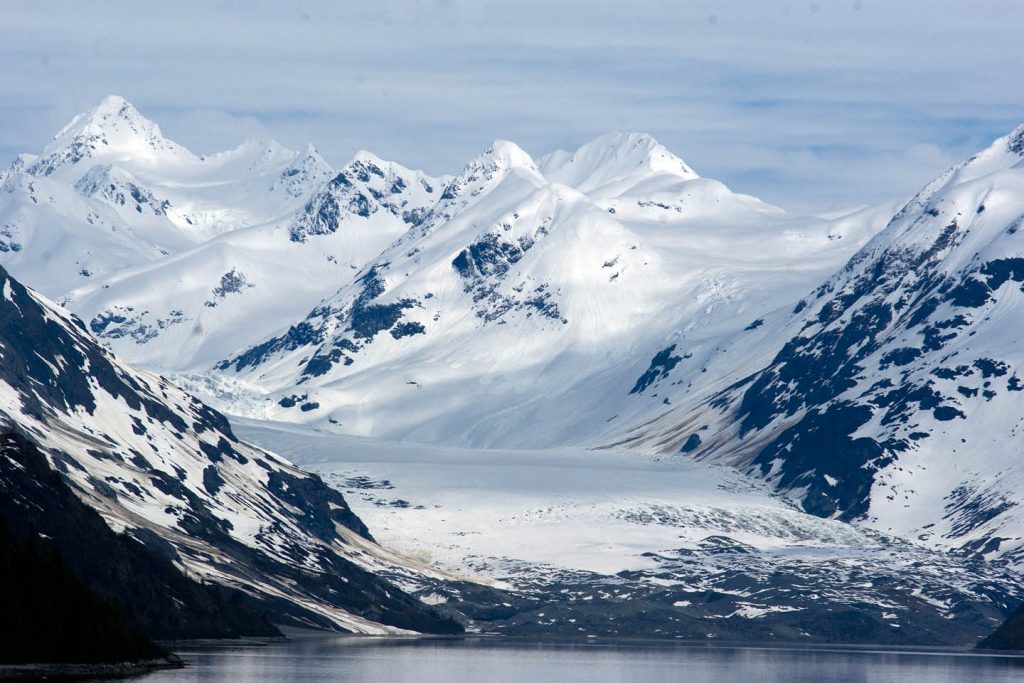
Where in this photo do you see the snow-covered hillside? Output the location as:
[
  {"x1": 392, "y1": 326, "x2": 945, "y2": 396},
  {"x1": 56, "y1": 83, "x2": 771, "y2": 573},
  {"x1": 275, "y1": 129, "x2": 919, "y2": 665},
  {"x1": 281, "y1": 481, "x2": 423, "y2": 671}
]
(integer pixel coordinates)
[
  {"x1": 0, "y1": 264, "x2": 458, "y2": 634},
  {"x1": 62, "y1": 149, "x2": 446, "y2": 370},
  {"x1": 0, "y1": 97, "x2": 450, "y2": 370},
  {"x1": 213, "y1": 135, "x2": 891, "y2": 447},
  {"x1": 1, "y1": 98, "x2": 895, "y2": 449},
  {"x1": 0, "y1": 96, "x2": 333, "y2": 298},
  {"x1": 622, "y1": 123, "x2": 1024, "y2": 566}
]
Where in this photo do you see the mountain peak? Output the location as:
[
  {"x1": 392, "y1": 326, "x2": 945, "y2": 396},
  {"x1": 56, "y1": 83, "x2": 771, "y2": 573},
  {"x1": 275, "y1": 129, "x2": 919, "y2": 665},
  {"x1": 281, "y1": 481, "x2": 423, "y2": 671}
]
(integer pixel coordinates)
[
  {"x1": 341, "y1": 149, "x2": 418, "y2": 180},
  {"x1": 457, "y1": 139, "x2": 541, "y2": 184},
  {"x1": 217, "y1": 135, "x2": 295, "y2": 171},
  {"x1": 31, "y1": 96, "x2": 191, "y2": 176},
  {"x1": 895, "y1": 120, "x2": 1024, "y2": 219},
  {"x1": 597, "y1": 131, "x2": 696, "y2": 172},
  {"x1": 54, "y1": 95, "x2": 160, "y2": 143},
  {"x1": 343, "y1": 149, "x2": 443, "y2": 184},
  {"x1": 350, "y1": 149, "x2": 389, "y2": 166},
  {"x1": 540, "y1": 131, "x2": 698, "y2": 197},
  {"x1": 962, "y1": 121, "x2": 1024, "y2": 173},
  {"x1": 295, "y1": 143, "x2": 331, "y2": 170},
  {"x1": 436, "y1": 140, "x2": 542, "y2": 204},
  {"x1": 480, "y1": 139, "x2": 539, "y2": 171},
  {"x1": 90, "y1": 94, "x2": 136, "y2": 119}
]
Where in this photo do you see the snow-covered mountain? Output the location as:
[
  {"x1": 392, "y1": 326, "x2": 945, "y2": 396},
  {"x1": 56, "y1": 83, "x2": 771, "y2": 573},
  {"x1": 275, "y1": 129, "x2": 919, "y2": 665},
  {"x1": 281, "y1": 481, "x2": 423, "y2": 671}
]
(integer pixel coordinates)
[
  {"x1": 621, "y1": 123, "x2": 1024, "y2": 566},
  {"x1": 61, "y1": 150, "x2": 445, "y2": 371},
  {"x1": 1, "y1": 98, "x2": 891, "y2": 448},
  {"x1": 0, "y1": 264, "x2": 459, "y2": 634},
  {"x1": 4, "y1": 95, "x2": 1024, "y2": 646},
  {"x1": 11, "y1": 98, "x2": 1024, "y2": 563},
  {"x1": 0, "y1": 96, "x2": 331, "y2": 298},
  {"x1": 0, "y1": 97, "x2": 448, "y2": 371},
  {"x1": 213, "y1": 136, "x2": 891, "y2": 446}
]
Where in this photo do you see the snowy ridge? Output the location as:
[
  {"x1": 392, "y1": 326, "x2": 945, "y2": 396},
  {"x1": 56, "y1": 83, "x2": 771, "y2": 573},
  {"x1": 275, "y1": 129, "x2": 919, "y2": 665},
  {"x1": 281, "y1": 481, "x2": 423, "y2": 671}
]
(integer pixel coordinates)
[
  {"x1": 540, "y1": 131, "x2": 698, "y2": 197},
  {"x1": 73, "y1": 163, "x2": 172, "y2": 218},
  {"x1": 0, "y1": 96, "x2": 335, "y2": 299},
  {"x1": 212, "y1": 131, "x2": 887, "y2": 447},
  {"x1": 0, "y1": 265, "x2": 459, "y2": 634},
  {"x1": 618, "y1": 120, "x2": 1024, "y2": 567}
]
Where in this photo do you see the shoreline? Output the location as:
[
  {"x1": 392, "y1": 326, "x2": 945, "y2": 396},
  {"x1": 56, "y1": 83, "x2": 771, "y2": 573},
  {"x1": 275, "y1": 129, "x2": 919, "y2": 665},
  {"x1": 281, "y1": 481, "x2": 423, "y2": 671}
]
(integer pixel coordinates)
[
  {"x1": 0, "y1": 655, "x2": 182, "y2": 681},
  {"x1": 164, "y1": 629, "x2": 1024, "y2": 658},
  {"x1": 6, "y1": 630, "x2": 1021, "y2": 680}
]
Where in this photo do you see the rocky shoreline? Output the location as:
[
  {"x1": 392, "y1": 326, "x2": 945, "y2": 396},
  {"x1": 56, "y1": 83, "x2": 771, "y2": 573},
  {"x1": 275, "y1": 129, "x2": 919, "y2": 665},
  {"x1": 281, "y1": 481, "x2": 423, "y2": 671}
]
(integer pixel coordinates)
[{"x1": 0, "y1": 655, "x2": 182, "y2": 680}]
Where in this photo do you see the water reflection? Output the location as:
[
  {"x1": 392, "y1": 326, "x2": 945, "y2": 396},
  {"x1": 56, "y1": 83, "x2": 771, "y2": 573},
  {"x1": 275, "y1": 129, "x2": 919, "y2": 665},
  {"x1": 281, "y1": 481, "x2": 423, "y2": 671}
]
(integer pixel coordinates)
[{"x1": 114, "y1": 636, "x2": 1024, "y2": 683}]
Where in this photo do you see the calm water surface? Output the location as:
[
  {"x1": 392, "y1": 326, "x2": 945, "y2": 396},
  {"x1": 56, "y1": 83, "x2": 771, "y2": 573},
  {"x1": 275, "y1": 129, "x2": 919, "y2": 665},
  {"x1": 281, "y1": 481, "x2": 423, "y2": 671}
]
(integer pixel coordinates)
[{"x1": 119, "y1": 637, "x2": 1024, "y2": 683}]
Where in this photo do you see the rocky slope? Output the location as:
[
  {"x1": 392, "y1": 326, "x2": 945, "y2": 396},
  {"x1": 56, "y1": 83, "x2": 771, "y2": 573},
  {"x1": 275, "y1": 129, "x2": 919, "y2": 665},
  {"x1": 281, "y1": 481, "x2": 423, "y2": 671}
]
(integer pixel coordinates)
[
  {"x1": 978, "y1": 601, "x2": 1024, "y2": 650},
  {"x1": 0, "y1": 264, "x2": 459, "y2": 635},
  {"x1": 0, "y1": 427, "x2": 265, "y2": 664},
  {"x1": 621, "y1": 123, "x2": 1024, "y2": 568}
]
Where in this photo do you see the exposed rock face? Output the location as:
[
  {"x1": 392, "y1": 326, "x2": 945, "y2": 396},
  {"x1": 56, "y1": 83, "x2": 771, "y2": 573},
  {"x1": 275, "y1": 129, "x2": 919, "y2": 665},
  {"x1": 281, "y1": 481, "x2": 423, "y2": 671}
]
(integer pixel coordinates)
[
  {"x1": 634, "y1": 120, "x2": 1024, "y2": 567},
  {"x1": 0, "y1": 265, "x2": 460, "y2": 636}
]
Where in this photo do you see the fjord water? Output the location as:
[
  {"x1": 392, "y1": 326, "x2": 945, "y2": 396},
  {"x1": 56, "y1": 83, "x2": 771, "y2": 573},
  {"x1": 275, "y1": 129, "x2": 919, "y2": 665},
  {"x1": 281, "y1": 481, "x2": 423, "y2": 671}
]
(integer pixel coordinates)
[{"x1": 115, "y1": 638, "x2": 1024, "y2": 682}]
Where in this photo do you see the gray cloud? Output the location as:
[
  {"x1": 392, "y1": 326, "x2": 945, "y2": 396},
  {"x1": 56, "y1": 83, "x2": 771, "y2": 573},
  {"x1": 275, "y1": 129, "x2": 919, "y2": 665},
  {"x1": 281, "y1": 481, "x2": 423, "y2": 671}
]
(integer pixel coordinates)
[{"x1": 1, "y1": 0, "x2": 1021, "y2": 211}]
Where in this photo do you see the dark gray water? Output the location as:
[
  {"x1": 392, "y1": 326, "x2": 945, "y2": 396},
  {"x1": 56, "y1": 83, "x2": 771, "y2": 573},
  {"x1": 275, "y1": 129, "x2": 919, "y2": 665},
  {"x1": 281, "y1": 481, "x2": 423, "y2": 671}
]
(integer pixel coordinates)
[{"x1": 120, "y1": 637, "x2": 1024, "y2": 683}]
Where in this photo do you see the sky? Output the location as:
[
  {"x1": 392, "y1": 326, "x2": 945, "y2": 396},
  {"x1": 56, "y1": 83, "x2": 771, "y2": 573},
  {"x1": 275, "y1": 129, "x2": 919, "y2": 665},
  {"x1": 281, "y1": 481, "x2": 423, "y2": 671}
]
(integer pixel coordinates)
[{"x1": 1, "y1": 0, "x2": 1022, "y2": 213}]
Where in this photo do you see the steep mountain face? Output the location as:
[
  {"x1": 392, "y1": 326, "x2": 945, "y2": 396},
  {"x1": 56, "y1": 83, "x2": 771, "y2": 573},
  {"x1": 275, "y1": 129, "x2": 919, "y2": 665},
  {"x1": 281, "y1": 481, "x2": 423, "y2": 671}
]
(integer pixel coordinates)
[
  {"x1": 213, "y1": 136, "x2": 890, "y2": 446},
  {"x1": 0, "y1": 427, "x2": 274, "y2": 656},
  {"x1": 59, "y1": 152, "x2": 446, "y2": 372},
  {"x1": 289, "y1": 150, "x2": 444, "y2": 244},
  {"x1": 0, "y1": 265, "x2": 459, "y2": 635},
  {"x1": 0, "y1": 98, "x2": 890, "y2": 444},
  {"x1": 978, "y1": 601, "x2": 1024, "y2": 650},
  {"x1": 0, "y1": 515, "x2": 164, "y2": 666},
  {"x1": 0, "y1": 96, "x2": 331, "y2": 298},
  {"x1": 623, "y1": 123, "x2": 1024, "y2": 566}
]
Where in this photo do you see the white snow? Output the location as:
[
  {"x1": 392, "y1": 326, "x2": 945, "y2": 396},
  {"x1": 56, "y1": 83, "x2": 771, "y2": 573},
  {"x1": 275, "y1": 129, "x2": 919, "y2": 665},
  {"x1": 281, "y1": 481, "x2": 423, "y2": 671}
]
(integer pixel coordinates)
[
  {"x1": 0, "y1": 98, "x2": 892, "y2": 452},
  {"x1": 5, "y1": 96, "x2": 1024, "y2": 606},
  {"x1": 232, "y1": 419, "x2": 912, "y2": 580}
]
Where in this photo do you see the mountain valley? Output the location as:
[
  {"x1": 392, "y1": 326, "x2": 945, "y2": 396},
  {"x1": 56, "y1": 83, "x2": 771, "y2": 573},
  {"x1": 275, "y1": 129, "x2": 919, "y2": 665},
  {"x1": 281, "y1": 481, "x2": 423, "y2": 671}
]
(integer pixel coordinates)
[{"x1": 3, "y1": 97, "x2": 1024, "y2": 649}]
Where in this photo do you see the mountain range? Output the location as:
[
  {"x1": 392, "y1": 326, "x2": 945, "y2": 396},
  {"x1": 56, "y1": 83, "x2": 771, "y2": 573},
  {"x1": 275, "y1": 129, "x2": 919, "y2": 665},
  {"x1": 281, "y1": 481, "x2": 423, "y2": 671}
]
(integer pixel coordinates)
[{"x1": 3, "y1": 96, "x2": 1024, "y2": 650}]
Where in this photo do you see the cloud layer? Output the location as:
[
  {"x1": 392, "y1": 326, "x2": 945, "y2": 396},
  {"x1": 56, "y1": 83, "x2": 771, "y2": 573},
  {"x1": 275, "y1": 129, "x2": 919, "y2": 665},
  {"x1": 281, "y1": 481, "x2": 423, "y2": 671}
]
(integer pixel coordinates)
[{"x1": 1, "y1": 0, "x2": 1022, "y2": 212}]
